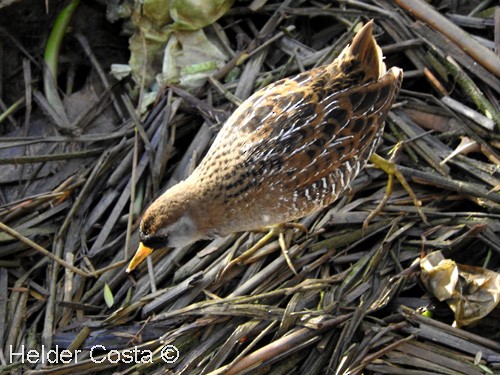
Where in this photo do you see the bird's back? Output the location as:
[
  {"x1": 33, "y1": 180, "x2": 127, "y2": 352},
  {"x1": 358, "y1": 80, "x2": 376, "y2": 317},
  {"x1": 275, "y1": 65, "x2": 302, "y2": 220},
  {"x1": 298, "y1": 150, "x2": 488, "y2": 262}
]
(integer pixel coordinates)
[{"x1": 191, "y1": 22, "x2": 402, "y2": 234}]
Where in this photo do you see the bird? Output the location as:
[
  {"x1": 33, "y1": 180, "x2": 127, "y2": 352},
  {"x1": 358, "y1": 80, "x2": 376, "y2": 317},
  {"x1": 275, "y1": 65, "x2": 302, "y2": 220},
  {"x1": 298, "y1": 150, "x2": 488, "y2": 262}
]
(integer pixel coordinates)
[{"x1": 127, "y1": 20, "x2": 404, "y2": 272}]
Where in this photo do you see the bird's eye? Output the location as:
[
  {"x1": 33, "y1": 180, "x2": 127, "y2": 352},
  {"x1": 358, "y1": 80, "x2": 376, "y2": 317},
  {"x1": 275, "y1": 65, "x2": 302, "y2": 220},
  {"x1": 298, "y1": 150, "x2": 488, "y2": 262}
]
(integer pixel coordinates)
[{"x1": 141, "y1": 234, "x2": 169, "y2": 249}]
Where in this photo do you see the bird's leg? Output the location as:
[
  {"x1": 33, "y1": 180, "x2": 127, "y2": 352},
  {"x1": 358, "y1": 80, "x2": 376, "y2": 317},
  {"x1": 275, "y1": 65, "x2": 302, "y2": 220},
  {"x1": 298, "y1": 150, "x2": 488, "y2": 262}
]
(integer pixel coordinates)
[
  {"x1": 219, "y1": 223, "x2": 306, "y2": 279},
  {"x1": 278, "y1": 223, "x2": 308, "y2": 275},
  {"x1": 278, "y1": 231, "x2": 297, "y2": 275},
  {"x1": 364, "y1": 145, "x2": 428, "y2": 228}
]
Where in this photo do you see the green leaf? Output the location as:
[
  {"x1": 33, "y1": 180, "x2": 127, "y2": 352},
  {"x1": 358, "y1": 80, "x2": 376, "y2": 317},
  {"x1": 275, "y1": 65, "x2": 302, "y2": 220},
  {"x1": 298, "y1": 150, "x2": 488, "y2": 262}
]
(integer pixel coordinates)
[{"x1": 104, "y1": 283, "x2": 114, "y2": 308}]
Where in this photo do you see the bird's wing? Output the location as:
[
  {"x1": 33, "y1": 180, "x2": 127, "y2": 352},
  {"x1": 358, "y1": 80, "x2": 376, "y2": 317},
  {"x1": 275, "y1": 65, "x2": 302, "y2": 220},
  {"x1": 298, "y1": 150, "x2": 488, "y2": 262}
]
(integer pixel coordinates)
[
  {"x1": 194, "y1": 66, "x2": 401, "y2": 209},
  {"x1": 234, "y1": 68, "x2": 402, "y2": 192}
]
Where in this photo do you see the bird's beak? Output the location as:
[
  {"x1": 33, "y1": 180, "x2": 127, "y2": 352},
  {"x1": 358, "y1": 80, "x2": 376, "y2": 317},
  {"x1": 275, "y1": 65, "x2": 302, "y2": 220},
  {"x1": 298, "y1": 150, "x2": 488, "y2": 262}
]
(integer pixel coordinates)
[{"x1": 126, "y1": 242, "x2": 153, "y2": 272}]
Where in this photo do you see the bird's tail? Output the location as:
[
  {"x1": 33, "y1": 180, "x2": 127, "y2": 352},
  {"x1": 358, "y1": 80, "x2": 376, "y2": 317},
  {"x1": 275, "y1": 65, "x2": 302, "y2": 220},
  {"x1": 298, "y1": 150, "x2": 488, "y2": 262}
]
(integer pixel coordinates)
[{"x1": 335, "y1": 20, "x2": 387, "y2": 83}]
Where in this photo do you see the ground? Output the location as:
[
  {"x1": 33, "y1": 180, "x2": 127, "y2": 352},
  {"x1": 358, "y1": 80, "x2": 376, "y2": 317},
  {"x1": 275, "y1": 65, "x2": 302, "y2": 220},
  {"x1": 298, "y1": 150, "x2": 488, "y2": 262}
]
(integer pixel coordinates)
[{"x1": 0, "y1": 0, "x2": 499, "y2": 374}]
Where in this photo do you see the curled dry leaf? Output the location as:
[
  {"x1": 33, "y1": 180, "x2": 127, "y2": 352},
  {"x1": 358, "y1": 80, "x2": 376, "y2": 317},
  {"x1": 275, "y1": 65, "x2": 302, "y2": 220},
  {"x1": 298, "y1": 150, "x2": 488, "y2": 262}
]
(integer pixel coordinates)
[
  {"x1": 114, "y1": 0, "x2": 232, "y2": 90},
  {"x1": 170, "y1": 0, "x2": 234, "y2": 31},
  {"x1": 420, "y1": 251, "x2": 500, "y2": 327},
  {"x1": 159, "y1": 29, "x2": 228, "y2": 88},
  {"x1": 440, "y1": 136, "x2": 479, "y2": 165}
]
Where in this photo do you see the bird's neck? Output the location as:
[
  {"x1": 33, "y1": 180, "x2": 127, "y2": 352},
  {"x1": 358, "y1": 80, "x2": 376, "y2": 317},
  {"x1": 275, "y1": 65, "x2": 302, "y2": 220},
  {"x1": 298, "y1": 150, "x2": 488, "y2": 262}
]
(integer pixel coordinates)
[{"x1": 171, "y1": 175, "x2": 223, "y2": 235}]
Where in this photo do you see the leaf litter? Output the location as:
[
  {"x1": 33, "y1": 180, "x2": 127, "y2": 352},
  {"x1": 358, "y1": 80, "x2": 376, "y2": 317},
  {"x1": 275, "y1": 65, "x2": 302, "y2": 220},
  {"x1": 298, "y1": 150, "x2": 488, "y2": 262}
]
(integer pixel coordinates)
[{"x1": 0, "y1": 0, "x2": 499, "y2": 374}]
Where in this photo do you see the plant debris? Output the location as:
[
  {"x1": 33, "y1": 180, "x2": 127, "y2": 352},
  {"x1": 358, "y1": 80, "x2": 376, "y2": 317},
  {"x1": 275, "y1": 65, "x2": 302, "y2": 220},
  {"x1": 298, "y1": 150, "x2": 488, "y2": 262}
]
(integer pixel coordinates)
[
  {"x1": 0, "y1": 0, "x2": 499, "y2": 374},
  {"x1": 421, "y1": 251, "x2": 500, "y2": 328}
]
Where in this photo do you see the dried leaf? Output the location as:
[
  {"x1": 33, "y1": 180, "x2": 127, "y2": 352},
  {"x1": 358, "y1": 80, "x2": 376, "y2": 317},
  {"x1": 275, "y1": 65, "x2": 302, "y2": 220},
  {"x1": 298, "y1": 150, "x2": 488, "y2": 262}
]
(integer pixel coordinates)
[
  {"x1": 420, "y1": 251, "x2": 458, "y2": 301},
  {"x1": 452, "y1": 264, "x2": 500, "y2": 327},
  {"x1": 440, "y1": 136, "x2": 479, "y2": 165},
  {"x1": 170, "y1": 0, "x2": 234, "y2": 31},
  {"x1": 126, "y1": 0, "x2": 232, "y2": 87},
  {"x1": 420, "y1": 251, "x2": 500, "y2": 327},
  {"x1": 142, "y1": 0, "x2": 172, "y2": 25},
  {"x1": 159, "y1": 29, "x2": 228, "y2": 88}
]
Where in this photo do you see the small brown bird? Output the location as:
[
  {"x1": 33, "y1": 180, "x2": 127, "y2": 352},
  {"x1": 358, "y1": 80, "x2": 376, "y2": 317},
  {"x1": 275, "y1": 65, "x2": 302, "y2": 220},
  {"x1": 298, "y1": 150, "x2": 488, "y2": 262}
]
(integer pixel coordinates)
[{"x1": 127, "y1": 21, "x2": 403, "y2": 272}]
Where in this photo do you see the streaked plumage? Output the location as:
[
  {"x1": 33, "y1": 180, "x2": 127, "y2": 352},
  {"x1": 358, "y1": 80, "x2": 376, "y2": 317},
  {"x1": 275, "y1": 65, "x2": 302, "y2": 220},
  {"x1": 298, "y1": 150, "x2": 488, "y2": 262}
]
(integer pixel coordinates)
[{"x1": 127, "y1": 21, "x2": 403, "y2": 272}]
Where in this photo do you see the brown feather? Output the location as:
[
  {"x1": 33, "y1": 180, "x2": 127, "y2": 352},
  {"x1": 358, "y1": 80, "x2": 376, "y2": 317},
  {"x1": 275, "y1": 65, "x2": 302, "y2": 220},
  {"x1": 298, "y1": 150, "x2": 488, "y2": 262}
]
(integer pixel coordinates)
[{"x1": 138, "y1": 20, "x2": 403, "y2": 252}]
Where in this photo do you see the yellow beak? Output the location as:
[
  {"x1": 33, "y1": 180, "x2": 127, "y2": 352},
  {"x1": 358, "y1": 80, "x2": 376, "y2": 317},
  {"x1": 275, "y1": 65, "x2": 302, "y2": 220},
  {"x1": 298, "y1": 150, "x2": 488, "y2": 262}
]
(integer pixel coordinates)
[{"x1": 126, "y1": 242, "x2": 153, "y2": 272}]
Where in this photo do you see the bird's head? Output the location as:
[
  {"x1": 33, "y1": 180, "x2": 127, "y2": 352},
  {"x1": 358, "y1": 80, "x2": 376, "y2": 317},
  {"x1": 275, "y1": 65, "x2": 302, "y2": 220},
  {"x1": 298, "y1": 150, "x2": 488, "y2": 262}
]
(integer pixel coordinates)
[{"x1": 126, "y1": 180, "x2": 203, "y2": 272}]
